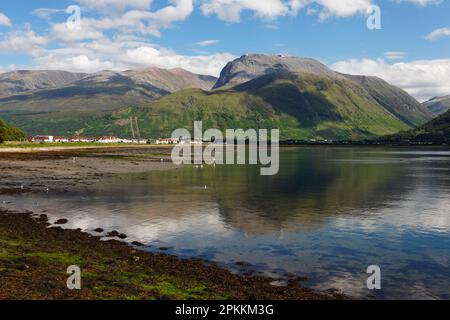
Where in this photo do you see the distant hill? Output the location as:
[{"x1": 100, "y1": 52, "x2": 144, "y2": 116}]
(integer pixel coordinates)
[
  {"x1": 0, "y1": 118, "x2": 25, "y2": 143},
  {"x1": 381, "y1": 109, "x2": 450, "y2": 145},
  {"x1": 0, "y1": 70, "x2": 86, "y2": 96},
  {"x1": 0, "y1": 68, "x2": 217, "y2": 135},
  {"x1": 423, "y1": 95, "x2": 450, "y2": 115},
  {"x1": 124, "y1": 67, "x2": 217, "y2": 92}
]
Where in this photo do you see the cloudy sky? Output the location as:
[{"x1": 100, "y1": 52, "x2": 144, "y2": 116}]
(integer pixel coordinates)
[{"x1": 0, "y1": 0, "x2": 449, "y2": 101}]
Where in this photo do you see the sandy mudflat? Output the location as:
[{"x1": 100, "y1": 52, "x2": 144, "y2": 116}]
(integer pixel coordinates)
[{"x1": 0, "y1": 146, "x2": 177, "y2": 193}]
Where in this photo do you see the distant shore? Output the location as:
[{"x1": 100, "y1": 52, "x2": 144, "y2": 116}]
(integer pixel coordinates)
[{"x1": 0, "y1": 146, "x2": 345, "y2": 300}]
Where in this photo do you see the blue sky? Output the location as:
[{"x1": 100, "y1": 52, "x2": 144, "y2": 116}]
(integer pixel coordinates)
[{"x1": 0, "y1": 0, "x2": 449, "y2": 100}]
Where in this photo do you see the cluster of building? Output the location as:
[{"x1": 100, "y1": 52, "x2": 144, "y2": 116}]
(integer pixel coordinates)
[
  {"x1": 27, "y1": 135, "x2": 148, "y2": 144},
  {"x1": 155, "y1": 138, "x2": 204, "y2": 145},
  {"x1": 26, "y1": 135, "x2": 208, "y2": 145}
]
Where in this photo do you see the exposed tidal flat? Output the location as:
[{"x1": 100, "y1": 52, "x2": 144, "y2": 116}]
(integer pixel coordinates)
[{"x1": 1, "y1": 145, "x2": 450, "y2": 299}]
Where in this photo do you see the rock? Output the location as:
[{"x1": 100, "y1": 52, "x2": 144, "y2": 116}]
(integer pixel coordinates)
[
  {"x1": 17, "y1": 265, "x2": 30, "y2": 271},
  {"x1": 55, "y1": 218, "x2": 68, "y2": 225},
  {"x1": 94, "y1": 228, "x2": 104, "y2": 233},
  {"x1": 107, "y1": 230, "x2": 120, "y2": 237},
  {"x1": 118, "y1": 233, "x2": 127, "y2": 240},
  {"x1": 131, "y1": 241, "x2": 144, "y2": 247},
  {"x1": 235, "y1": 261, "x2": 252, "y2": 267}
]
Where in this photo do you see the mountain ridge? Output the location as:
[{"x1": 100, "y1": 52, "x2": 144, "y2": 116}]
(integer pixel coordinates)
[
  {"x1": 0, "y1": 54, "x2": 435, "y2": 139},
  {"x1": 423, "y1": 95, "x2": 450, "y2": 115}
]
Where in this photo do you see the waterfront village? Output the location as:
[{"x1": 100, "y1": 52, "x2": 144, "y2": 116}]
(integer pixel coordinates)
[{"x1": 26, "y1": 135, "x2": 204, "y2": 145}]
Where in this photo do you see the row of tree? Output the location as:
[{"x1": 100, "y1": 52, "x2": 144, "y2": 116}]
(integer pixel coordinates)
[{"x1": 0, "y1": 119, "x2": 26, "y2": 143}]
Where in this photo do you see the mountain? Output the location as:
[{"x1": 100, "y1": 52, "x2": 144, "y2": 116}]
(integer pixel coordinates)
[
  {"x1": 0, "y1": 118, "x2": 25, "y2": 143},
  {"x1": 381, "y1": 109, "x2": 450, "y2": 145},
  {"x1": 423, "y1": 95, "x2": 450, "y2": 115},
  {"x1": 0, "y1": 68, "x2": 217, "y2": 135},
  {"x1": 0, "y1": 70, "x2": 86, "y2": 96},
  {"x1": 214, "y1": 54, "x2": 433, "y2": 127},
  {"x1": 77, "y1": 71, "x2": 416, "y2": 140},
  {"x1": 213, "y1": 54, "x2": 338, "y2": 89},
  {"x1": 0, "y1": 54, "x2": 434, "y2": 139}
]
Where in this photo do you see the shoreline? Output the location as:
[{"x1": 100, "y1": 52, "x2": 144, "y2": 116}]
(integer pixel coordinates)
[
  {"x1": 0, "y1": 207, "x2": 344, "y2": 300},
  {"x1": 0, "y1": 146, "x2": 345, "y2": 300}
]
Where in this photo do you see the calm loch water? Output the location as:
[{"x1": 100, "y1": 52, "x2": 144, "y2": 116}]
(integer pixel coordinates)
[{"x1": 4, "y1": 147, "x2": 450, "y2": 299}]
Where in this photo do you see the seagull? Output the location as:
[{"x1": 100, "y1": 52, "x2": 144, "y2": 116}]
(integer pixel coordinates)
[
  {"x1": 45, "y1": 187, "x2": 49, "y2": 193},
  {"x1": 160, "y1": 158, "x2": 164, "y2": 162},
  {"x1": 204, "y1": 185, "x2": 208, "y2": 190},
  {"x1": 20, "y1": 184, "x2": 24, "y2": 190},
  {"x1": 73, "y1": 157, "x2": 76, "y2": 163}
]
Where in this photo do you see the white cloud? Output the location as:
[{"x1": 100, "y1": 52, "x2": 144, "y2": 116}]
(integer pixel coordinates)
[
  {"x1": 394, "y1": 0, "x2": 441, "y2": 6},
  {"x1": 24, "y1": 34, "x2": 233, "y2": 76},
  {"x1": 51, "y1": 21, "x2": 105, "y2": 42},
  {"x1": 32, "y1": 8, "x2": 66, "y2": 19},
  {"x1": 121, "y1": 46, "x2": 235, "y2": 75},
  {"x1": 0, "y1": 24, "x2": 48, "y2": 55},
  {"x1": 294, "y1": 0, "x2": 373, "y2": 20},
  {"x1": 199, "y1": 0, "x2": 377, "y2": 22},
  {"x1": 426, "y1": 27, "x2": 450, "y2": 41},
  {"x1": 0, "y1": 12, "x2": 11, "y2": 26},
  {"x1": 384, "y1": 51, "x2": 407, "y2": 60},
  {"x1": 37, "y1": 54, "x2": 115, "y2": 73},
  {"x1": 200, "y1": 0, "x2": 290, "y2": 22},
  {"x1": 76, "y1": 0, "x2": 152, "y2": 12},
  {"x1": 195, "y1": 39, "x2": 220, "y2": 47},
  {"x1": 332, "y1": 58, "x2": 450, "y2": 101}
]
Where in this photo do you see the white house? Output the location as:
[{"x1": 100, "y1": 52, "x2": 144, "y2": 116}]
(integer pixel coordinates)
[
  {"x1": 28, "y1": 135, "x2": 54, "y2": 143},
  {"x1": 96, "y1": 136, "x2": 121, "y2": 143}
]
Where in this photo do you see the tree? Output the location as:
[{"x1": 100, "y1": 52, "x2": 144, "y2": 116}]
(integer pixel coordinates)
[{"x1": 0, "y1": 119, "x2": 26, "y2": 143}]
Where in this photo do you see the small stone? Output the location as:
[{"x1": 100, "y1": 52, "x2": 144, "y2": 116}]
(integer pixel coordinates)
[
  {"x1": 17, "y1": 265, "x2": 30, "y2": 271},
  {"x1": 107, "y1": 230, "x2": 120, "y2": 237},
  {"x1": 94, "y1": 228, "x2": 104, "y2": 233},
  {"x1": 55, "y1": 218, "x2": 68, "y2": 225},
  {"x1": 131, "y1": 241, "x2": 145, "y2": 247},
  {"x1": 118, "y1": 233, "x2": 128, "y2": 239}
]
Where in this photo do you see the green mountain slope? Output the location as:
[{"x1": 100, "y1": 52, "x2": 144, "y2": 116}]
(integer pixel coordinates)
[
  {"x1": 0, "y1": 119, "x2": 25, "y2": 143},
  {"x1": 347, "y1": 75, "x2": 433, "y2": 126},
  {"x1": 381, "y1": 109, "x2": 450, "y2": 144},
  {"x1": 78, "y1": 72, "x2": 411, "y2": 140}
]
